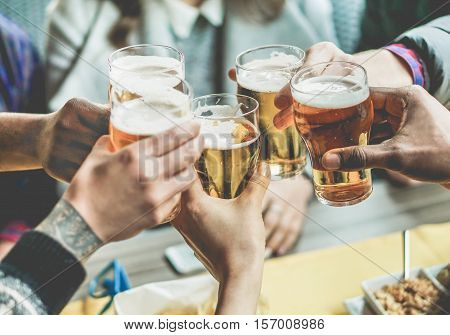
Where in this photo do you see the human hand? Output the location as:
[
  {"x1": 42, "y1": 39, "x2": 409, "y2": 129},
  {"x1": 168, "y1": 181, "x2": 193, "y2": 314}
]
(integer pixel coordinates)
[
  {"x1": 173, "y1": 163, "x2": 270, "y2": 314},
  {"x1": 65, "y1": 121, "x2": 204, "y2": 242},
  {"x1": 272, "y1": 42, "x2": 414, "y2": 130},
  {"x1": 0, "y1": 240, "x2": 14, "y2": 261},
  {"x1": 263, "y1": 174, "x2": 312, "y2": 256},
  {"x1": 321, "y1": 86, "x2": 450, "y2": 186},
  {"x1": 38, "y1": 98, "x2": 110, "y2": 183}
]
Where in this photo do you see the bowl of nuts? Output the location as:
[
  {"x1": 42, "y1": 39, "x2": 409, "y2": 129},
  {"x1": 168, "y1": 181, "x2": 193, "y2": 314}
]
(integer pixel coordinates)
[{"x1": 361, "y1": 268, "x2": 448, "y2": 315}]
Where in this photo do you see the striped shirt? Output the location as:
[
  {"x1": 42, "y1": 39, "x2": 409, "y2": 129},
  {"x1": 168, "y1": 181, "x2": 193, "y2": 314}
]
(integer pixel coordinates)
[
  {"x1": 384, "y1": 43, "x2": 426, "y2": 88},
  {"x1": 0, "y1": 14, "x2": 56, "y2": 243},
  {"x1": 0, "y1": 14, "x2": 39, "y2": 113}
]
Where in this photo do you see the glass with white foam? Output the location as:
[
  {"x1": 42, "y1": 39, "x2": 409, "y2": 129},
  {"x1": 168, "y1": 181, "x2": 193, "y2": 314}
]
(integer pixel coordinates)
[
  {"x1": 291, "y1": 61, "x2": 374, "y2": 206},
  {"x1": 236, "y1": 45, "x2": 306, "y2": 180},
  {"x1": 193, "y1": 94, "x2": 260, "y2": 199},
  {"x1": 109, "y1": 44, "x2": 185, "y2": 104},
  {"x1": 109, "y1": 74, "x2": 192, "y2": 222}
]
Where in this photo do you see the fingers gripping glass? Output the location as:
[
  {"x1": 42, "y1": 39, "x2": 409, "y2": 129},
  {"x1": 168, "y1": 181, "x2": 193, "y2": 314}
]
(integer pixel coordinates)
[
  {"x1": 291, "y1": 61, "x2": 374, "y2": 206},
  {"x1": 108, "y1": 44, "x2": 192, "y2": 222},
  {"x1": 193, "y1": 94, "x2": 260, "y2": 199}
]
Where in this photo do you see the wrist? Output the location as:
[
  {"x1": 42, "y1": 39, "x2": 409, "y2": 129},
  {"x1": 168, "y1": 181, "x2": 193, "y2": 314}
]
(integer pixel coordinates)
[
  {"x1": 221, "y1": 241, "x2": 265, "y2": 280},
  {"x1": 35, "y1": 113, "x2": 53, "y2": 168},
  {"x1": 0, "y1": 113, "x2": 47, "y2": 170},
  {"x1": 36, "y1": 198, "x2": 102, "y2": 261},
  {"x1": 217, "y1": 263, "x2": 263, "y2": 315},
  {"x1": 353, "y1": 49, "x2": 413, "y2": 87}
]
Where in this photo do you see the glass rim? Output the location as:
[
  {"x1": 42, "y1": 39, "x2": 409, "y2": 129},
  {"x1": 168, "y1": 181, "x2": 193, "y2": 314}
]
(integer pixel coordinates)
[
  {"x1": 235, "y1": 44, "x2": 305, "y2": 73},
  {"x1": 108, "y1": 44, "x2": 185, "y2": 71},
  {"x1": 112, "y1": 75, "x2": 193, "y2": 112},
  {"x1": 290, "y1": 61, "x2": 368, "y2": 96},
  {"x1": 192, "y1": 93, "x2": 259, "y2": 119}
]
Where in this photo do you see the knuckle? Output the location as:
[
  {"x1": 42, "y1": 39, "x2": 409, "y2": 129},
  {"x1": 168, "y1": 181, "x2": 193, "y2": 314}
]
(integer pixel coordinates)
[
  {"x1": 288, "y1": 222, "x2": 300, "y2": 235},
  {"x1": 144, "y1": 192, "x2": 158, "y2": 207},
  {"x1": 91, "y1": 161, "x2": 109, "y2": 177},
  {"x1": 118, "y1": 147, "x2": 136, "y2": 165},
  {"x1": 340, "y1": 147, "x2": 366, "y2": 169},
  {"x1": 315, "y1": 41, "x2": 336, "y2": 50},
  {"x1": 62, "y1": 98, "x2": 84, "y2": 112},
  {"x1": 385, "y1": 142, "x2": 407, "y2": 171},
  {"x1": 406, "y1": 85, "x2": 426, "y2": 104}
]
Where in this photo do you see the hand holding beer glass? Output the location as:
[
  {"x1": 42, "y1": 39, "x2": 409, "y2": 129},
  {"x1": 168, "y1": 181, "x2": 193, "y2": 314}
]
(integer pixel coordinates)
[
  {"x1": 193, "y1": 94, "x2": 260, "y2": 199},
  {"x1": 108, "y1": 44, "x2": 191, "y2": 222},
  {"x1": 236, "y1": 45, "x2": 307, "y2": 180},
  {"x1": 291, "y1": 61, "x2": 374, "y2": 206}
]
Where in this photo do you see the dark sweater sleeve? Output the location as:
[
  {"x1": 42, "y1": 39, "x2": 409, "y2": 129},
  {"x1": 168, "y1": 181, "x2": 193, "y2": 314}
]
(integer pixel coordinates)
[
  {"x1": 0, "y1": 231, "x2": 86, "y2": 314},
  {"x1": 396, "y1": 15, "x2": 450, "y2": 108}
]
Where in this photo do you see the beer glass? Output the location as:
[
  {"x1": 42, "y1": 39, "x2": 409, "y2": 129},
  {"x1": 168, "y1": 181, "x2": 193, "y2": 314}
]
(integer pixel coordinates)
[
  {"x1": 291, "y1": 61, "x2": 374, "y2": 206},
  {"x1": 108, "y1": 45, "x2": 191, "y2": 222},
  {"x1": 236, "y1": 45, "x2": 306, "y2": 180},
  {"x1": 193, "y1": 94, "x2": 260, "y2": 199},
  {"x1": 109, "y1": 44, "x2": 185, "y2": 104}
]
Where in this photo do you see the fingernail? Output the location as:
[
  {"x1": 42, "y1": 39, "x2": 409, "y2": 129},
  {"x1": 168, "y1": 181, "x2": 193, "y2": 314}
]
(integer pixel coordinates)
[
  {"x1": 276, "y1": 95, "x2": 290, "y2": 108},
  {"x1": 322, "y1": 153, "x2": 341, "y2": 170},
  {"x1": 277, "y1": 247, "x2": 287, "y2": 256},
  {"x1": 259, "y1": 162, "x2": 271, "y2": 178},
  {"x1": 264, "y1": 248, "x2": 273, "y2": 259}
]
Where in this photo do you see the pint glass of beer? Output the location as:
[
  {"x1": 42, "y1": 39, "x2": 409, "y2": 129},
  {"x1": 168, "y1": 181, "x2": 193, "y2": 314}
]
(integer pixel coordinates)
[
  {"x1": 108, "y1": 45, "x2": 191, "y2": 222},
  {"x1": 193, "y1": 94, "x2": 260, "y2": 199},
  {"x1": 291, "y1": 61, "x2": 374, "y2": 206},
  {"x1": 236, "y1": 45, "x2": 306, "y2": 180}
]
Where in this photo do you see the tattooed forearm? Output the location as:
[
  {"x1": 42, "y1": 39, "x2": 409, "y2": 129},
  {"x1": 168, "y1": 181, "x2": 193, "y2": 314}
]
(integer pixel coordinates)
[{"x1": 36, "y1": 199, "x2": 102, "y2": 260}]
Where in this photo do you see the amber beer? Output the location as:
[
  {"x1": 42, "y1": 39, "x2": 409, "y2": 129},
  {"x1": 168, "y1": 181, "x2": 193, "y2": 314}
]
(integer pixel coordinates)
[
  {"x1": 291, "y1": 63, "x2": 374, "y2": 206},
  {"x1": 193, "y1": 94, "x2": 260, "y2": 199},
  {"x1": 236, "y1": 45, "x2": 306, "y2": 180},
  {"x1": 108, "y1": 45, "x2": 189, "y2": 222},
  {"x1": 109, "y1": 91, "x2": 191, "y2": 151}
]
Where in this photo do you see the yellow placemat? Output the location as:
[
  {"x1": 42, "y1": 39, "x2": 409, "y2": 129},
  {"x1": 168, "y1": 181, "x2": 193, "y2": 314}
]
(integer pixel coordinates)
[
  {"x1": 62, "y1": 223, "x2": 450, "y2": 315},
  {"x1": 262, "y1": 223, "x2": 450, "y2": 314}
]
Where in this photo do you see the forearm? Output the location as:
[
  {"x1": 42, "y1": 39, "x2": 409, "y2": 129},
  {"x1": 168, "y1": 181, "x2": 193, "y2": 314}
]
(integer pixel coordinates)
[
  {"x1": 0, "y1": 199, "x2": 102, "y2": 314},
  {"x1": 36, "y1": 199, "x2": 102, "y2": 260},
  {"x1": 216, "y1": 265, "x2": 263, "y2": 315},
  {"x1": 0, "y1": 113, "x2": 47, "y2": 172},
  {"x1": 396, "y1": 15, "x2": 450, "y2": 107},
  {"x1": 352, "y1": 49, "x2": 413, "y2": 88}
]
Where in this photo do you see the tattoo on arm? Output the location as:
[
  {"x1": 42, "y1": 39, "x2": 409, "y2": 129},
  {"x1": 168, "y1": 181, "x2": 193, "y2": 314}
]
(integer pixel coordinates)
[{"x1": 36, "y1": 199, "x2": 102, "y2": 260}]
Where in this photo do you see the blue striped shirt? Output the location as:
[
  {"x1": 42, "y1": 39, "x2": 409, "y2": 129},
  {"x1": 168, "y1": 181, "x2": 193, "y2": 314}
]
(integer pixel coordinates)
[{"x1": 0, "y1": 13, "x2": 40, "y2": 113}]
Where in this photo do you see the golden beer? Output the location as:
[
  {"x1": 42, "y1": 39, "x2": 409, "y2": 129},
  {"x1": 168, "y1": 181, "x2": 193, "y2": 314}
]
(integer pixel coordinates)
[
  {"x1": 197, "y1": 120, "x2": 260, "y2": 199},
  {"x1": 291, "y1": 65, "x2": 374, "y2": 206},
  {"x1": 193, "y1": 94, "x2": 260, "y2": 198},
  {"x1": 236, "y1": 45, "x2": 306, "y2": 180}
]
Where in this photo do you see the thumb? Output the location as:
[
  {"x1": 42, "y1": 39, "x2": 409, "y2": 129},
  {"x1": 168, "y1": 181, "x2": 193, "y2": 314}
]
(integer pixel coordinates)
[
  {"x1": 322, "y1": 143, "x2": 394, "y2": 171},
  {"x1": 238, "y1": 162, "x2": 271, "y2": 205},
  {"x1": 92, "y1": 135, "x2": 114, "y2": 154},
  {"x1": 181, "y1": 174, "x2": 206, "y2": 201},
  {"x1": 228, "y1": 68, "x2": 237, "y2": 82}
]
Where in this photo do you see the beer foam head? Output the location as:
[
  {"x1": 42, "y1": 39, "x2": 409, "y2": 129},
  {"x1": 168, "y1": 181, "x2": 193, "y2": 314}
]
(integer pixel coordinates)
[
  {"x1": 110, "y1": 55, "x2": 183, "y2": 96},
  {"x1": 196, "y1": 106, "x2": 258, "y2": 149},
  {"x1": 238, "y1": 52, "x2": 300, "y2": 92},
  {"x1": 292, "y1": 76, "x2": 369, "y2": 109},
  {"x1": 111, "y1": 86, "x2": 191, "y2": 135}
]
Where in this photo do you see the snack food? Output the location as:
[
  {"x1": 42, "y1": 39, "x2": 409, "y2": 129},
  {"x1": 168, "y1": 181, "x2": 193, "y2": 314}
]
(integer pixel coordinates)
[
  {"x1": 158, "y1": 292, "x2": 269, "y2": 315},
  {"x1": 374, "y1": 278, "x2": 440, "y2": 315},
  {"x1": 436, "y1": 264, "x2": 450, "y2": 290}
]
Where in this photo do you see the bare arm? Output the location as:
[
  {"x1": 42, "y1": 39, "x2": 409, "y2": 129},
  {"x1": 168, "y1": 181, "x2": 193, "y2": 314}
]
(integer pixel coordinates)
[
  {"x1": 0, "y1": 113, "x2": 46, "y2": 172},
  {"x1": 216, "y1": 263, "x2": 264, "y2": 315}
]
